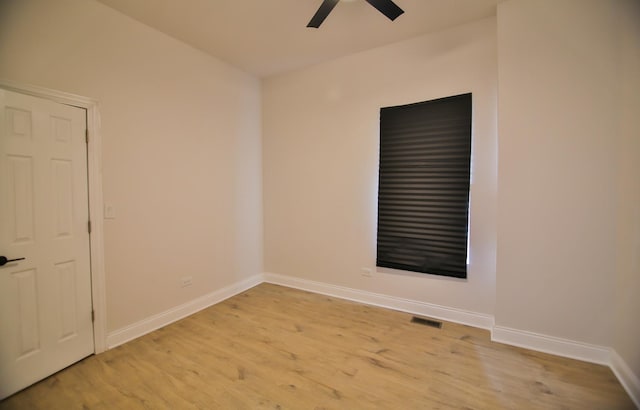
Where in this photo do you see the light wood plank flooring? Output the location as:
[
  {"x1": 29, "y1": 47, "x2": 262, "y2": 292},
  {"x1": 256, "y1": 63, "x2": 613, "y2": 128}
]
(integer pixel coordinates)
[{"x1": 1, "y1": 283, "x2": 634, "y2": 409}]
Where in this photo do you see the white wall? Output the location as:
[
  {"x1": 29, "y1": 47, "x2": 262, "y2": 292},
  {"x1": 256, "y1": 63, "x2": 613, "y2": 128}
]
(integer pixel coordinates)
[
  {"x1": 263, "y1": 18, "x2": 497, "y2": 315},
  {"x1": 0, "y1": 0, "x2": 263, "y2": 332},
  {"x1": 496, "y1": 0, "x2": 634, "y2": 352}
]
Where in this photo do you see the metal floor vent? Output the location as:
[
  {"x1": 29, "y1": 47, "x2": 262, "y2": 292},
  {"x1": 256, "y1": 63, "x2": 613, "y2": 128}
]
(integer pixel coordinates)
[{"x1": 410, "y1": 316, "x2": 442, "y2": 329}]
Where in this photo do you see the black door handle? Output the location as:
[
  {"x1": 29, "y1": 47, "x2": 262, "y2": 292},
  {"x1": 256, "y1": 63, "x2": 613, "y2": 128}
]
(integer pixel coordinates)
[{"x1": 0, "y1": 256, "x2": 25, "y2": 266}]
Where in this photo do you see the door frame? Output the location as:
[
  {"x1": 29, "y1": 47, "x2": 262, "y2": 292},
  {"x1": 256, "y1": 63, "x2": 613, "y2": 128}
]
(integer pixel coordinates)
[{"x1": 0, "y1": 79, "x2": 107, "y2": 353}]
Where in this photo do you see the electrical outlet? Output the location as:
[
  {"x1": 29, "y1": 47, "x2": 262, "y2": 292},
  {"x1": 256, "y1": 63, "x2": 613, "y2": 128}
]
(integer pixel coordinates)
[
  {"x1": 181, "y1": 276, "x2": 193, "y2": 288},
  {"x1": 361, "y1": 268, "x2": 372, "y2": 277}
]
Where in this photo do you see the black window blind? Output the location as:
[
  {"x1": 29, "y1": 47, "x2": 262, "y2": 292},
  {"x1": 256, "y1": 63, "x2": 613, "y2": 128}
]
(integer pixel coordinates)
[{"x1": 376, "y1": 93, "x2": 472, "y2": 279}]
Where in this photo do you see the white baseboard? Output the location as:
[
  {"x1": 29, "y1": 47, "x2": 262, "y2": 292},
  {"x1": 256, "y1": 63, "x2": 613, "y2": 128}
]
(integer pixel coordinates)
[
  {"x1": 489, "y1": 326, "x2": 639, "y2": 405},
  {"x1": 103, "y1": 271, "x2": 639, "y2": 407},
  {"x1": 491, "y1": 325, "x2": 611, "y2": 365},
  {"x1": 106, "y1": 274, "x2": 262, "y2": 349},
  {"x1": 610, "y1": 349, "x2": 640, "y2": 408},
  {"x1": 263, "y1": 272, "x2": 494, "y2": 330}
]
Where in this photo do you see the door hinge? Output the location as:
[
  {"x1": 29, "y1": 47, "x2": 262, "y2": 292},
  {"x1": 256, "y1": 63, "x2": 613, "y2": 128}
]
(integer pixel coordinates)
[
  {"x1": 88, "y1": 220, "x2": 92, "y2": 234},
  {"x1": 85, "y1": 129, "x2": 89, "y2": 144},
  {"x1": 91, "y1": 310, "x2": 95, "y2": 322}
]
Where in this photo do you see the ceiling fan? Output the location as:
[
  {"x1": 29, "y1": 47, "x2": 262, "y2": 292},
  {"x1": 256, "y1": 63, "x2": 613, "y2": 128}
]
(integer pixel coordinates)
[{"x1": 307, "y1": 0, "x2": 404, "y2": 28}]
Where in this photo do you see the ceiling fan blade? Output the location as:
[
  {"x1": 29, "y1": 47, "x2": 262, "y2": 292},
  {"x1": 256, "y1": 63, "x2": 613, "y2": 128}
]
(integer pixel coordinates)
[
  {"x1": 364, "y1": 0, "x2": 404, "y2": 21},
  {"x1": 307, "y1": 0, "x2": 340, "y2": 28}
]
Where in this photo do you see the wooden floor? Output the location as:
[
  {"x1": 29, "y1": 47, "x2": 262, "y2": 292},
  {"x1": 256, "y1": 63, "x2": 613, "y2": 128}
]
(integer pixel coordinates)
[{"x1": 1, "y1": 283, "x2": 634, "y2": 409}]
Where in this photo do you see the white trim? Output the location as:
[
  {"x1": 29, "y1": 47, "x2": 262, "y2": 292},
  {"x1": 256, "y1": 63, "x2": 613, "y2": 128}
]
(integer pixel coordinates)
[
  {"x1": 86, "y1": 100, "x2": 107, "y2": 353},
  {"x1": 263, "y1": 272, "x2": 494, "y2": 330},
  {"x1": 491, "y1": 325, "x2": 611, "y2": 365},
  {"x1": 264, "y1": 273, "x2": 638, "y2": 403},
  {"x1": 492, "y1": 325, "x2": 639, "y2": 405},
  {"x1": 0, "y1": 79, "x2": 107, "y2": 353},
  {"x1": 106, "y1": 274, "x2": 262, "y2": 349},
  {"x1": 0, "y1": 79, "x2": 97, "y2": 108},
  {"x1": 610, "y1": 349, "x2": 640, "y2": 408}
]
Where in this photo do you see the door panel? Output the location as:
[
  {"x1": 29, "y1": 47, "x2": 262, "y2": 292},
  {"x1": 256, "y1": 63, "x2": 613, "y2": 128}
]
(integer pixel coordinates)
[
  {"x1": 12, "y1": 268, "x2": 40, "y2": 358},
  {"x1": 0, "y1": 89, "x2": 94, "y2": 399},
  {"x1": 7, "y1": 155, "x2": 35, "y2": 244}
]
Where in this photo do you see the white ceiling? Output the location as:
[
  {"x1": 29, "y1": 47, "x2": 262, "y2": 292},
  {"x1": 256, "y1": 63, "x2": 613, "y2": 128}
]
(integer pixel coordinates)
[{"x1": 96, "y1": 0, "x2": 503, "y2": 78}]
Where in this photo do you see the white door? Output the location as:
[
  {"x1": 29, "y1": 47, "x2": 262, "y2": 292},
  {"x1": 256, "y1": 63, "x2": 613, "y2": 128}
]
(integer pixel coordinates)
[{"x1": 0, "y1": 89, "x2": 94, "y2": 399}]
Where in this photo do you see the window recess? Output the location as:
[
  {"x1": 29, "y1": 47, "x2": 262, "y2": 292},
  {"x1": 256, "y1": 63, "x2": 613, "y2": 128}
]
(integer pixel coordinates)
[{"x1": 376, "y1": 93, "x2": 472, "y2": 279}]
